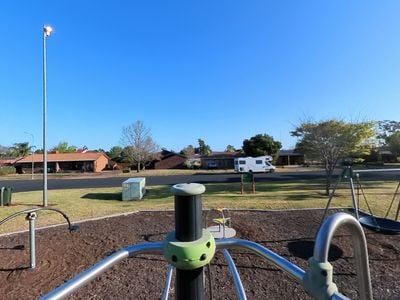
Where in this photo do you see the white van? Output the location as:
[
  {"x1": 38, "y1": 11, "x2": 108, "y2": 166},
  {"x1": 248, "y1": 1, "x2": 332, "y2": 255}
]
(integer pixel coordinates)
[{"x1": 234, "y1": 156, "x2": 276, "y2": 173}]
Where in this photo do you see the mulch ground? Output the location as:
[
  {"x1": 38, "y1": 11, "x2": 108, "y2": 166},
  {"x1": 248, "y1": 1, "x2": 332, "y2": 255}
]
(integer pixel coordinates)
[{"x1": 0, "y1": 209, "x2": 398, "y2": 299}]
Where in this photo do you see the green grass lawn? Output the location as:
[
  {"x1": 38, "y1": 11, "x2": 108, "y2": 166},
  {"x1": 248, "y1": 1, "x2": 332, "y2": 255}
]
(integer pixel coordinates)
[{"x1": 1, "y1": 179, "x2": 399, "y2": 234}]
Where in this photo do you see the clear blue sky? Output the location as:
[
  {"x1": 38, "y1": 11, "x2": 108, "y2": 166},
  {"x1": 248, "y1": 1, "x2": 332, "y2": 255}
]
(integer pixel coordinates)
[{"x1": 2, "y1": 1, "x2": 400, "y2": 152}]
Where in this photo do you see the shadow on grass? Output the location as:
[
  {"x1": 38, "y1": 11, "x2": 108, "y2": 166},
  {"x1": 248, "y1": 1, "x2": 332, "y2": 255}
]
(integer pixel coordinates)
[
  {"x1": 203, "y1": 182, "x2": 327, "y2": 195},
  {"x1": 283, "y1": 193, "x2": 327, "y2": 201},
  {"x1": 82, "y1": 188, "x2": 173, "y2": 202},
  {"x1": 143, "y1": 187, "x2": 173, "y2": 200},
  {"x1": 9, "y1": 203, "x2": 44, "y2": 207},
  {"x1": 81, "y1": 193, "x2": 122, "y2": 201}
]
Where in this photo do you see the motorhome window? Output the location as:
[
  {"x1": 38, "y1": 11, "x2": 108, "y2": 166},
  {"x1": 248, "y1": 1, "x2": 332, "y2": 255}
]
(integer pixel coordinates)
[
  {"x1": 239, "y1": 161, "x2": 246, "y2": 165},
  {"x1": 256, "y1": 160, "x2": 262, "y2": 164},
  {"x1": 234, "y1": 160, "x2": 238, "y2": 165}
]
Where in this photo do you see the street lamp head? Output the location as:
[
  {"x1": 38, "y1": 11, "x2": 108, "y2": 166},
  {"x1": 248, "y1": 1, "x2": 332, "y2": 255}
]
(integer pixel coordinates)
[{"x1": 44, "y1": 25, "x2": 53, "y2": 37}]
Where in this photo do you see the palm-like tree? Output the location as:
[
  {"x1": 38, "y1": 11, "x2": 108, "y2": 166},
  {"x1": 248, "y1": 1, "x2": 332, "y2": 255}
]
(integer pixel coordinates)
[{"x1": 11, "y1": 142, "x2": 32, "y2": 157}]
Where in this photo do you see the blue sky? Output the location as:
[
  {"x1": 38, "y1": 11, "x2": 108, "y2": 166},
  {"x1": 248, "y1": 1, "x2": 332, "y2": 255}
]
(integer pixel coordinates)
[{"x1": 1, "y1": 1, "x2": 400, "y2": 152}]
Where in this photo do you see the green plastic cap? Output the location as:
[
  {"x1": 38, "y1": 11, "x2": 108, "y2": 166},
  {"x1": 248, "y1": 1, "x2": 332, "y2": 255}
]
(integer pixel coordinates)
[{"x1": 164, "y1": 229, "x2": 216, "y2": 270}]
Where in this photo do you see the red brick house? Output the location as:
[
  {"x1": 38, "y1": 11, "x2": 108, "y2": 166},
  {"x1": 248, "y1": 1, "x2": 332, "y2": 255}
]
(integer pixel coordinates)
[
  {"x1": 276, "y1": 149, "x2": 304, "y2": 166},
  {"x1": 150, "y1": 149, "x2": 187, "y2": 169},
  {"x1": 200, "y1": 151, "x2": 242, "y2": 169},
  {"x1": 15, "y1": 152, "x2": 111, "y2": 173}
]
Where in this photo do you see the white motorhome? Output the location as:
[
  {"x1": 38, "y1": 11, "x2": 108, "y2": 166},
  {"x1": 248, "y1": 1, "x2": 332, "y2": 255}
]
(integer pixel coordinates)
[{"x1": 234, "y1": 156, "x2": 276, "y2": 173}]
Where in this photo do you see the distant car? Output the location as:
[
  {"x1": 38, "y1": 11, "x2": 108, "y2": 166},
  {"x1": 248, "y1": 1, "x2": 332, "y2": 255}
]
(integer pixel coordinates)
[{"x1": 207, "y1": 162, "x2": 218, "y2": 169}]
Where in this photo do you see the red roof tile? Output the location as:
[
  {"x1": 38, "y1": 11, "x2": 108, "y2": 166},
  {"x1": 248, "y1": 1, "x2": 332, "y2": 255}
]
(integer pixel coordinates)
[{"x1": 16, "y1": 152, "x2": 109, "y2": 163}]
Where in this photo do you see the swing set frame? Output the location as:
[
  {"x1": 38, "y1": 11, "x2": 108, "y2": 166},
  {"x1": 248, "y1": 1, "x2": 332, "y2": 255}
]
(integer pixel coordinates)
[{"x1": 320, "y1": 166, "x2": 400, "y2": 234}]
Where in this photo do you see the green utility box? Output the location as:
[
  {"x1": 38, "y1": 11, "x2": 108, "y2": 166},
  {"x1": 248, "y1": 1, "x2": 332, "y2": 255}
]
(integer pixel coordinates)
[
  {"x1": 122, "y1": 178, "x2": 146, "y2": 200},
  {"x1": 0, "y1": 187, "x2": 13, "y2": 206},
  {"x1": 243, "y1": 172, "x2": 253, "y2": 182}
]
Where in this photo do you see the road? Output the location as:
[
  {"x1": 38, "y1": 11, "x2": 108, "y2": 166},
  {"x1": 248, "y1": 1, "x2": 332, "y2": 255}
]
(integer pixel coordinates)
[
  {"x1": 3, "y1": 171, "x2": 325, "y2": 192},
  {"x1": 2, "y1": 169, "x2": 399, "y2": 193}
]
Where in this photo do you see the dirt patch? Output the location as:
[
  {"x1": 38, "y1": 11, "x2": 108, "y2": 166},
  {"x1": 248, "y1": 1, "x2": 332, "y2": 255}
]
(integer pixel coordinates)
[{"x1": 0, "y1": 209, "x2": 398, "y2": 299}]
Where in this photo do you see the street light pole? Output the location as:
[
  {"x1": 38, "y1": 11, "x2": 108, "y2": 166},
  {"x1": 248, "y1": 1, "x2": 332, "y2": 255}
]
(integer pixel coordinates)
[
  {"x1": 24, "y1": 131, "x2": 35, "y2": 180},
  {"x1": 43, "y1": 25, "x2": 53, "y2": 207}
]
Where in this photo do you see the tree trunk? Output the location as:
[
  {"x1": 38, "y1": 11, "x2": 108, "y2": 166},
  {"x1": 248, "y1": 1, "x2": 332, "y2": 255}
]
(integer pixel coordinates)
[
  {"x1": 325, "y1": 179, "x2": 330, "y2": 196},
  {"x1": 325, "y1": 166, "x2": 333, "y2": 196},
  {"x1": 137, "y1": 155, "x2": 141, "y2": 173}
]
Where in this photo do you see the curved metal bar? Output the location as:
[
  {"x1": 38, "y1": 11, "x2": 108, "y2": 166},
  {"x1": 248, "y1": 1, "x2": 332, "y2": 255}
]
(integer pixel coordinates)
[
  {"x1": 41, "y1": 242, "x2": 164, "y2": 300},
  {"x1": 332, "y1": 293, "x2": 350, "y2": 300},
  {"x1": 216, "y1": 239, "x2": 350, "y2": 300},
  {"x1": 222, "y1": 249, "x2": 247, "y2": 300},
  {"x1": 313, "y1": 213, "x2": 372, "y2": 300},
  {"x1": 0, "y1": 207, "x2": 76, "y2": 231},
  {"x1": 216, "y1": 238, "x2": 305, "y2": 283}
]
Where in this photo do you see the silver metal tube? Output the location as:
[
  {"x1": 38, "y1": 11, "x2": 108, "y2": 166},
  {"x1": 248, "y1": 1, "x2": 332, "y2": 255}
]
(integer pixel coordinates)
[
  {"x1": 313, "y1": 213, "x2": 372, "y2": 300},
  {"x1": 43, "y1": 27, "x2": 48, "y2": 207},
  {"x1": 332, "y1": 292, "x2": 351, "y2": 300},
  {"x1": 319, "y1": 171, "x2": 344, "y2": 231},
  {"x1": 41, "y1": 242, "x2": 164, "y2": 300},
  {"x1": 0, "y1": 208, "x2": 75, "y2": 231},
  {"x1": 222, "y1": 249, "x2": 247, "y2": 300},
  {"x1": 349, "y1": 177, "x2": 360, "y2": 219},
  {"x1": 28, "y1": 213, "x2": 37, "y2": 268},
  {"x1": 216, "y1": 239, "x2": 350, "y2": 300},
  {"x1": 161, "y1": 265, "x2": 174, "y2": 300},
  {"x1": 216, "y1": 239, "x2": 305, "y2": 283},
  {"x1": 354, "y1": 168, "x2": 400, "y2": 173}
]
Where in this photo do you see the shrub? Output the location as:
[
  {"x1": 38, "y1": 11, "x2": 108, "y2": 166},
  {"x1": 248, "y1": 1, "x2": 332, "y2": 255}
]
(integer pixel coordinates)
[{"x1": 0, "y1": 166, "x2": 16, "y2": 175}]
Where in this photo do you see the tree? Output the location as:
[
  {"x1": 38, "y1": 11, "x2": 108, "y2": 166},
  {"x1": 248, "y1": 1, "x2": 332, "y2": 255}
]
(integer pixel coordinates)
[
  {"x1": 121, "y1": 120, "x2": 159, "y2": 172},
  {"x1": 180, "y1": 145, "x2": 195, "y2": 157},
  {"x1": 242, "y1": 134, "x2": 282, "y2": 158},
  {"x1": 196, "y1": 139, "x2": 212, "y2": 155},
  {"x1": 0, "y1": 145, "x2": 11, "y2": 157},
  {"x1": 377, "y1": 120, "x2": 400, "y2": 142},
  {"x1": 11, "y1": 142, "x2": 31, "y2": 157},
  {"x1": 386, "y1": 132, "x2": 400, "y2": 159},
  {"x1": 108, "y1": 146, "x2": 123, "y2": 159},
  {"x1": 51, "y1": 141, "x2": 77, "y2": 153},
  {"x1": 225, "y1": 145, "x2": 236, "y2": 152},
  {"x1": 291, "y1": 119, "x2": 376, "y2": 195}
]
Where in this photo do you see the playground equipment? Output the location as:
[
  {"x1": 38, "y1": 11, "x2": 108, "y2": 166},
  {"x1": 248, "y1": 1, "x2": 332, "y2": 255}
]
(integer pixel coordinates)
[
  {"x1": 205, "y1": 208, "x2": 236, "y2": 239},
  {"x1": 321, "y1": 166, "x2": 400, "y2": 234},
  {"x1": 42, "y1": 183, "x2": 372, "y2": 300},
  {"x1": 0, "y1": 207, "x2": 78, "y2": 268}
]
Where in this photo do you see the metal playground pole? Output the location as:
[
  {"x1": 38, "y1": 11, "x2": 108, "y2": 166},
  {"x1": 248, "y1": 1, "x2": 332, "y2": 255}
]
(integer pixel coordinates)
[{"x1": 171, "y1": 183, "x2": 206, "y2": 300}]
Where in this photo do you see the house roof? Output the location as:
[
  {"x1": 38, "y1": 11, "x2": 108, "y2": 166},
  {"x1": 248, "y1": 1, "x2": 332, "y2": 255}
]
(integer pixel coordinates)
[
  {"x1": 152, "y1": 149, "x2": 187, "y2": 161},
  {"x1": 278, "y1": 149, "x2": 303, "y2": 156},
  {"x1": 16, "y1": 152, "x2": 109, "y2": 164},
  {"x1": 0, "y1": 158, "x2": 21, "y2": 164},
  {"x1": 202, "y1": 151, "x2": 242, "y2": 158}
]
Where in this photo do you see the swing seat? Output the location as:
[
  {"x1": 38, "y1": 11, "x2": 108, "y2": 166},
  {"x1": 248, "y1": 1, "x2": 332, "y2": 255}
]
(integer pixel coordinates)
[{"x1": 359, "y1": 215, "x2": 400, "y2": 235}]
